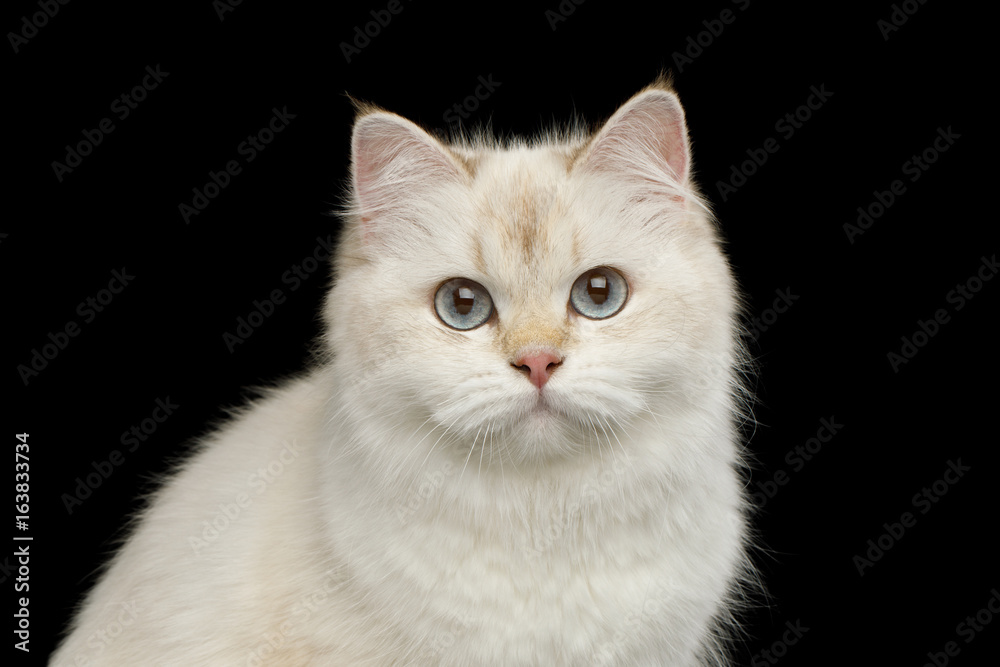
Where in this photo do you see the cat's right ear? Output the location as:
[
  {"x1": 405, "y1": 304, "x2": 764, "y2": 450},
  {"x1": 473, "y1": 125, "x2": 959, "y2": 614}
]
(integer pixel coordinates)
[{"x1": 350, "y1": 110, "x2": 464, "y2": 243}]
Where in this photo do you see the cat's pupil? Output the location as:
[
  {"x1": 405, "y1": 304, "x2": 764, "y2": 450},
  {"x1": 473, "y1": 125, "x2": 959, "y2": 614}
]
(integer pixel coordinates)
[
  {"x1": 587, "y1": 274, "x2": 608, "y2": 305},
  {"x1": 454, "y1": 286, "x2": 476, "y2": 315}
]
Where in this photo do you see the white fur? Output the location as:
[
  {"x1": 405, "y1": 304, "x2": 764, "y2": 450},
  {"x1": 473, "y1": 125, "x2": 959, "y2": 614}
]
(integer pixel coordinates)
[{"x1": 51, "y1": 83, "x2": 752, "y2": 666}]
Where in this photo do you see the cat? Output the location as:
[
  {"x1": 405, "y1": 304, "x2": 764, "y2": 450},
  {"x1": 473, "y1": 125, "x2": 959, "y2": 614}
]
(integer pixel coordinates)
[{"x1": 51, "y1": 76, "x2": 754, "y2": 666}]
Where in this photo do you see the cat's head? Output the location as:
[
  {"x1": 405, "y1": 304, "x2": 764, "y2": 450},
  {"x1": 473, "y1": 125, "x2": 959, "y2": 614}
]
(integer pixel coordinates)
[{"x1": 324, "y1": 79, "x2": 742, "y2": 469}]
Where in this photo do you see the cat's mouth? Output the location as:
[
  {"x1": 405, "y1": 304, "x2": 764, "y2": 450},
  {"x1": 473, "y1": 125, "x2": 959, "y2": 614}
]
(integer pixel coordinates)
[
  {"x1": 521, "y1": 392, "x2": 570, "y2": 427},
  {"x1": 530, "y1": 392, "x2": 556, "y2": 413}
]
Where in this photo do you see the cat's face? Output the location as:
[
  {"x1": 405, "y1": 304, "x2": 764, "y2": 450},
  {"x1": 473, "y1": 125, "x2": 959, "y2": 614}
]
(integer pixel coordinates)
[{"x1": 326, "y1": 82, "x2": 738, "y2": 467}]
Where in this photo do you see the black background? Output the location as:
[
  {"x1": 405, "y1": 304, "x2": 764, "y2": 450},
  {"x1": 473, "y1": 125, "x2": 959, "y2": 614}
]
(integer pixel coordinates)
[{"x1": 6, "y1": 0, "x2": 995, "y2": 664}]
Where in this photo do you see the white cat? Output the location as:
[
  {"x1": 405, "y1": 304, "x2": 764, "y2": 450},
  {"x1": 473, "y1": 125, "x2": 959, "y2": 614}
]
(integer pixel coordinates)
[{"x1": 52, "y1": 78, "x2": 753, "y2": 666}]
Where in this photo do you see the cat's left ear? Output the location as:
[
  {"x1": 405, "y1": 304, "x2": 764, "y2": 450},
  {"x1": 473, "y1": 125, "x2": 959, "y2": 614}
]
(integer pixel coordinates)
[{"x1": 575, "y1": 83, "x2": 690, "y2": 184}]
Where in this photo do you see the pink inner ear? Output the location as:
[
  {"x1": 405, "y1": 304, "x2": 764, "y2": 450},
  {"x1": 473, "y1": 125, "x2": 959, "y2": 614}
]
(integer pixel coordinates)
[
  {"x1": 645, "y1": 101, "x2": 689, "y2": 182},
  {"x1": 353, "y1": 140, "x2": 378, "y2": 221},
  {"x1": 352, "y1": 121, "x2": 403, "y2": 223},
  {"x1": 582, "y1": 92, "x2": 690, "y2": 184},
  {"x1": 352, "y1": 139, "x2": 381, "y2": 241}
]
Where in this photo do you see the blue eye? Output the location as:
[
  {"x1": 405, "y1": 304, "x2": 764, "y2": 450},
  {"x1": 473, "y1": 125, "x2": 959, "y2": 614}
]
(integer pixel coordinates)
[
  {"x1": 570, "y1": 267, "x2": 628, "y2": 319},
  {"x1": 434, "y1": 278, "x2": 493, "y2": 330}
]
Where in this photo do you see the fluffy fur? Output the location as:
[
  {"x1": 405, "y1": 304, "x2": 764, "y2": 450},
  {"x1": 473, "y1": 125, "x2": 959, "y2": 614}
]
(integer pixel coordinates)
[{"x1": 51, "y1": 79, "x2": 753, "y2": 666}]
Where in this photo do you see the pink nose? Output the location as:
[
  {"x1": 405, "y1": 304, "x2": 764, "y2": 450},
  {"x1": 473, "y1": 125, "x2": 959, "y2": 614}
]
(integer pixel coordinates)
[{"x1": 512, "y1": 351, "x2": 563, "y2": 389}]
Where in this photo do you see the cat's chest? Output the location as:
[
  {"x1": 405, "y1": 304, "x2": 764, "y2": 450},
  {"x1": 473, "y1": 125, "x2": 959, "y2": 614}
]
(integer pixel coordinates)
[
  {"x1": 337, "y1": 502, "x2": 679, "y2": 665},
  {"x1": 313, "y1": 434, "x2": 726, "y2": 664}
]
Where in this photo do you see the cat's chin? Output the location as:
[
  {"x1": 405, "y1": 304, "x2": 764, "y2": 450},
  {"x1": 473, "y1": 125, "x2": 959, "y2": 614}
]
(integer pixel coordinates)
[
  {"x1": 521, "y1": 397, "x2": 560, "y2": 431},
  {"x1": 481, "y1": 392, "x2": 598, "y2": 464},
  {"x1": 516, "y1": 389, "x2": 570, "y2": 425}
]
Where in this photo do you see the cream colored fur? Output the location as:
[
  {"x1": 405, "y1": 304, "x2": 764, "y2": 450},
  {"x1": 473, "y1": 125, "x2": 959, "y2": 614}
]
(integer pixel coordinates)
[{"x1": 51, "y1": 80, "x2": 753, "y2": 666}]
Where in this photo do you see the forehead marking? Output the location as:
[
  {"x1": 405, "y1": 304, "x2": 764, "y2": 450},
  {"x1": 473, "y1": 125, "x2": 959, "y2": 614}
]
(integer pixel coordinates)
[
  {"x1": 471, "y1": 234, "x2": 487, "y2": 274},
  {"x1": 505, "y1": 175, "x2": 556, "y2": 266}
]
